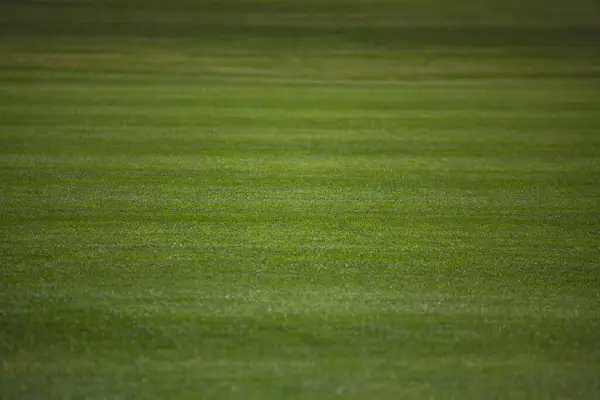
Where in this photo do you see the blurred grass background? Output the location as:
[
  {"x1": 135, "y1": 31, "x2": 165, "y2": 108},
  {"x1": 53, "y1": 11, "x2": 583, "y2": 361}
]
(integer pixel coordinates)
[{"x1": 1, "y1": 0, "x2": 600, "y2": 399}]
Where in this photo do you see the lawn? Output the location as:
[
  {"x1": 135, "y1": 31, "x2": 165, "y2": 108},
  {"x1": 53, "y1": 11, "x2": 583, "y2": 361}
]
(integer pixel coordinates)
[{"x1": 1, "y1": 0, "x2": 600, "y2": 398}]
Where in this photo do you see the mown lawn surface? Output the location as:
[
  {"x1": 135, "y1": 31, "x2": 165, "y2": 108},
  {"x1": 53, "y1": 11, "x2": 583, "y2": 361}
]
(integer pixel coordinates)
[{"x1": 1, "y1": 1, "x2": 600, "y2": 398}]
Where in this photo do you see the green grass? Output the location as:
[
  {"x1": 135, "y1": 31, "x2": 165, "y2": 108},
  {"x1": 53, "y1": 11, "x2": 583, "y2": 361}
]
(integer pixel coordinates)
[{"x1": 1, "y1": 1, "x2": 600, "y2": 398}]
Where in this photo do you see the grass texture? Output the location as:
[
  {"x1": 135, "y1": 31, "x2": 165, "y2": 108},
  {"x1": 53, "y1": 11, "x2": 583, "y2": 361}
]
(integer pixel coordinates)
[{"x1": 1, "y1": 1, "x2": 600, "y2": 398}]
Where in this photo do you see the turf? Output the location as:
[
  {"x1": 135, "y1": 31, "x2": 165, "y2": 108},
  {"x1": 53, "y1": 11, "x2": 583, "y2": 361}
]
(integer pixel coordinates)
[{"x1": 1, "y1": 1, "x2": 600, "y2": 399}]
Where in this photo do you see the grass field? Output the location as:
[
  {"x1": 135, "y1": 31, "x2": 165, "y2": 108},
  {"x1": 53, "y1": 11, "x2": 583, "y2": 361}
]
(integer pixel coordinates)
[{"x1": 1, "y1": 0, "x2": 600, "y2": 398}]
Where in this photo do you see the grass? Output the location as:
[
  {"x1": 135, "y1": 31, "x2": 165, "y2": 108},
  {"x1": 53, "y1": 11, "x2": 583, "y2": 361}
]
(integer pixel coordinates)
[{"x1": 1, "y1": 0, "x2": 600, "y2": 398}]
